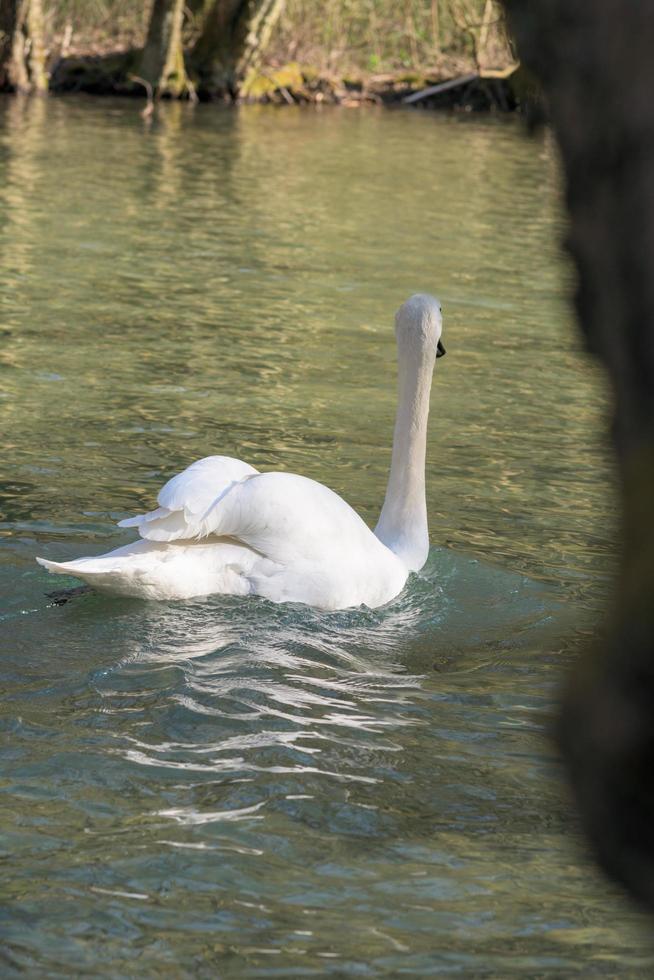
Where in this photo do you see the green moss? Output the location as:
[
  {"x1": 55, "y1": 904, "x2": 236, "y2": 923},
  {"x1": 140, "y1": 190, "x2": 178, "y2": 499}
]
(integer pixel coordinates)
[
  {"x1": 396, "y1": 72, "x2": 426, "y2": 86},
  {"x1": 241, "y1": 61, "x2": 304, "y2": 98}
]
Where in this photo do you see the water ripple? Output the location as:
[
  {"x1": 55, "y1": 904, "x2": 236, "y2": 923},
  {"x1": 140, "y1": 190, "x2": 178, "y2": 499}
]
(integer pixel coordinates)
[{"x1": 1, "y1": 101, "x2": 641, "y2": 977}]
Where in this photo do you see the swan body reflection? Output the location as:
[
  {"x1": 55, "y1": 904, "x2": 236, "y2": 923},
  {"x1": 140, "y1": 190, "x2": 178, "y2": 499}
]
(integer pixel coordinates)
[{"x1": 37, "y1": 294, "x2": 445, "y2": 609}]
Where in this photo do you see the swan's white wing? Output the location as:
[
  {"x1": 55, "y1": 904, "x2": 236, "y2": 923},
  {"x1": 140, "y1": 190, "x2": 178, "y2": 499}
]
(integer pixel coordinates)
[
  {"x1": 130, "y1": 466, "x2": 374, "y2": 562},
  {"x1": 189, "y1": 471, "x2": 381, "y2": 564},
  {"x1": 187, "y1": 471, "x2": 408, "y2": 607},
  {"x1": 118, "y1": 455, "x2": 258, "y2": 542}
]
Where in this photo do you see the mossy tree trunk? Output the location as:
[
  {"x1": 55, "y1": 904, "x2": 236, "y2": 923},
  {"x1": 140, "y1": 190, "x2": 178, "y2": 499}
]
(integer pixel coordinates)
[
  {"x1": 0, "y1": 0, "x2": 48, "y2": 93},
  {"x1": 138, "y1": 0, "x2": 190, "y2": 97},
  {"x1": 190, "y1": 0, "x2": 285, "y2": 98},
  {"x1": 503, "y1": 0, "x2": 654, "y2": 909},
  {"x1": 448, "y1": 0, "x2": 513, "y2": 73}
]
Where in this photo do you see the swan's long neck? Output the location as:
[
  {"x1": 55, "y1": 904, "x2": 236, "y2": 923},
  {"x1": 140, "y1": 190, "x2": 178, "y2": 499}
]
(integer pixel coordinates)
[{"x1": 374, "y1": 334, "x2": 436, "y2": 571}]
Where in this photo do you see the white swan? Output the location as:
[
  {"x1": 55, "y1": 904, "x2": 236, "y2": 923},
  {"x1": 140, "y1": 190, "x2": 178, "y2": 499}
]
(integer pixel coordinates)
[{"x1": 37, "y1": 294, "x2": 445, "y2": 609}]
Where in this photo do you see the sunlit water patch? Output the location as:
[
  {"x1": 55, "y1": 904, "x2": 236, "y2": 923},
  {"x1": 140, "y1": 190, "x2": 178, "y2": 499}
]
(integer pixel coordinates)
[{"x1": 1, "y1": 97, "x2": 649, "y2": 976}]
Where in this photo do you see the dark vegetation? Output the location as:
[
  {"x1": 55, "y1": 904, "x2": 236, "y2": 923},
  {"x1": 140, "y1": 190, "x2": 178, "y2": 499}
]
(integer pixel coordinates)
[{"x1": 0, "y1": 0, "x2": 520, "y2": 108}]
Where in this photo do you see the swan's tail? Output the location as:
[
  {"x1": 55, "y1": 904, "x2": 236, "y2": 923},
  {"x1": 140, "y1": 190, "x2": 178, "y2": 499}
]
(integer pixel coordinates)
[
  {"x1": 35, "y1": 539, "x2": 245, "y2": 600},
  {"x1": 35, "y1": 540, "x2": 168, "y2": 596},
  {"x1": 37, "y1": 556, "x2": 106, "y2": 576},
  {"x1": 36, "y1": 554, "x2": 138, "y2": 594}
]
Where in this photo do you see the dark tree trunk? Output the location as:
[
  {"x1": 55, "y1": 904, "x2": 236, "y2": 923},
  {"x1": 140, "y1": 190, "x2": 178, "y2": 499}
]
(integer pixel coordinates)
[
  {"x1": 0, "y1": 0, "x2": 47, "y2": 93},
  {"x1": 503, "y1": 0, "x2": 654, "y2": 908},
  {"x1": 190, "y1": 0, "x2": 284, "y2": 99},
  {"x1": 0, "y1": 1, "x2": 21, "y2": 90},
  {"x1": 138, "y1": 0, "x2": 190, "y2": 97}
]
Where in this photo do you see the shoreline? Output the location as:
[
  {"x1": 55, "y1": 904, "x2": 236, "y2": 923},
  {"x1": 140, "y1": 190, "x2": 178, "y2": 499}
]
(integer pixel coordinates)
[{"x1": 41, "y1": 50, "x2": 525, "y2": 113}]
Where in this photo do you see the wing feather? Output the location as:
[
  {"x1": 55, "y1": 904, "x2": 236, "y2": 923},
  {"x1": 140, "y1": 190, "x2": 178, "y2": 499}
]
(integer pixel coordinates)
[{"x1": 117, "y1": 455, "x2": 258, "y2": 543}]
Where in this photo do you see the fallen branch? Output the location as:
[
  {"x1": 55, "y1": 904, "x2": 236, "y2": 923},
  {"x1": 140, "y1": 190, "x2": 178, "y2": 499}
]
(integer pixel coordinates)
[{"x1": 402, "y1": 72, "x2": 478, "y2": 104}]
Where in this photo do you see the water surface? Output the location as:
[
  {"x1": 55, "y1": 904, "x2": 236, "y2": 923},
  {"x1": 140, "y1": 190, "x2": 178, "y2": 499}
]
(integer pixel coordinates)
[{"x1": 1, "y1": 97, "x2": 648, "y2": 976}]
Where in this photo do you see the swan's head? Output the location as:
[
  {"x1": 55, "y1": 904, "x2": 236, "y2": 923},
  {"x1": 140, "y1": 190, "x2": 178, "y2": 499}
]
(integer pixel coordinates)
[{"x1": 395, "y1": 293, "x2": 445, "y2": 363}]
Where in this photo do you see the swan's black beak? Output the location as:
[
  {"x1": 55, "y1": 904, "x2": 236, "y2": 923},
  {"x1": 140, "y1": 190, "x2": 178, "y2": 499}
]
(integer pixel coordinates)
[{"x1": 436, "y1": 339, "x2": 446, "y2": 358}]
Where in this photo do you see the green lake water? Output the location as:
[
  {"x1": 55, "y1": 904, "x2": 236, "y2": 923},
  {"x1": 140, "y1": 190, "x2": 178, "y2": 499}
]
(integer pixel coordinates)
[{"x1": 1, "y1": 96, "x2": 651, "y2": 976}]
